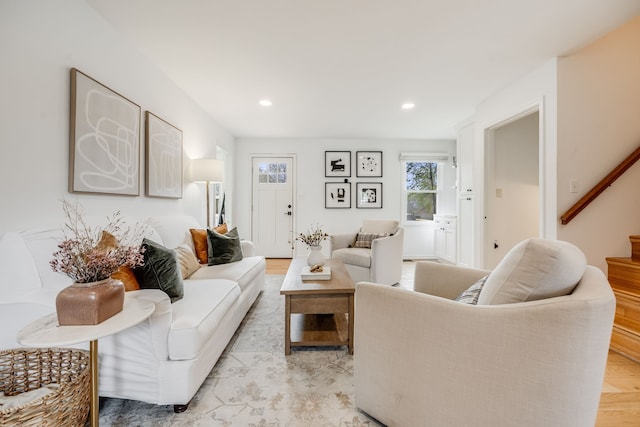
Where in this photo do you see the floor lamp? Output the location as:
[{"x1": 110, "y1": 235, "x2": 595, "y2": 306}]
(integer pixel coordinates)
[{"x1": 191, "y1": 158, "x2": 225, "y2": 228}]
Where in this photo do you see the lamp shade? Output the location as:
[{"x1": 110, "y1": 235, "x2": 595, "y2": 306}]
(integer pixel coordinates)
[{"x1": 190, "y1": 158, "x2": 224, "y2": 183}]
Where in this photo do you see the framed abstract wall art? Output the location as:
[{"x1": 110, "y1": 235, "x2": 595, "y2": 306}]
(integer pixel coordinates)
[
  {"x1": 325, "y1": 151, "x2": 351, "y2": 177},
  {"x1": 356, "y1": 182, "x2": 382, "y2": 208},
  {"x1": 69, "y1": 68, "x2": 141, "y2": 195},
  {"x1": 325, "y1": 182, "x2": 351, "y2": 208},
  {"x1": 145, "y1": 111, "x2": 183, "y2": 198},
  {"x1": 356, "y1": 151, "x2": 383, "y2": 177}
]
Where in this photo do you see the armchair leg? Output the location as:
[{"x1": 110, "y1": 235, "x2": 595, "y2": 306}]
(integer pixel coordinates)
[{"x1": 173, "y1": 402, "x2": 190, "y2": 413}]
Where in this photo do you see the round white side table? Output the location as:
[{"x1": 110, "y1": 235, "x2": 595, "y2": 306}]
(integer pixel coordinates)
[{"x1": 17, "y1": 294, "x2": 155, "y2": 427}]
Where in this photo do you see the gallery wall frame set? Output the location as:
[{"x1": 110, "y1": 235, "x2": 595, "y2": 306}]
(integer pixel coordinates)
[
  {"x1": 356, "y1": 182, "x2": 383, "y2": 208},
  {"x1": 69, "y1": 68, "x2": 183, "y2": 198},
  {"x1": 356, "y1": 151, "x2": 383, "y2": 177},
  {"x1": 325, "y1": 151, "x2": 351, "y2": 177},
  {"x1": 325, "y1": 182, "x2": 351, "y2": 208}
]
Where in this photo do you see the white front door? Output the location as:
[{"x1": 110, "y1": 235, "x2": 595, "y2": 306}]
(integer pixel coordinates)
[{"x1": 251, "y1": 157, "x2": 294, "y2": 257}]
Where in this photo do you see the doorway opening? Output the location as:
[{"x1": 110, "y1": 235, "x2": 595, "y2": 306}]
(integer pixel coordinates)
[{"x1": 484, "y1": 110, "x2": 540, "y2": 269}]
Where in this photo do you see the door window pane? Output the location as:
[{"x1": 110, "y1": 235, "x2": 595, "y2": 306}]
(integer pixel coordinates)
[{"x1": 258, "y1": 162, "x2": 288, "y2": 184}]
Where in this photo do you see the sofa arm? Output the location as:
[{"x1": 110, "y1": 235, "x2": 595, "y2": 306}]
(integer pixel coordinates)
[
  {"x1": 413, "y1": 261, "x2": 490, "y2": 300},
  {"x1": 105, "y1": 289, "x2": 172, "y2": 360},
  {"x1": 330, "y1": 233, "x2": 357, "y2": 252},
  {"x1": 240, "y1": 240, "x2": 256, "y2": 257}
]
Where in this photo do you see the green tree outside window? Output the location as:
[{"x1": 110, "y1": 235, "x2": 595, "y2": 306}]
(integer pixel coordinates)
[{"x1": 405, "y1": 162, "x2": 438, "y2": 221}]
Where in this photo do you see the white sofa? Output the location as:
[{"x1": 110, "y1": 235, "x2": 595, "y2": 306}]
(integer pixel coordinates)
[
  {"x1": 354, "y1": 239, "x2": 616, "y2": 427},
  {"x1": 330, "y1": 219, "x2": 404, "y2": 286},
  {"x1": 0, "y1": 215, "x2": 265, "y2": 411}
]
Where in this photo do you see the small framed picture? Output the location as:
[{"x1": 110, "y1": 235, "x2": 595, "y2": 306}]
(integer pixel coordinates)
[
  {"x1": 356, "y1": 182, "x2": 383, "y2": 208},
  {"x1": 356, "y1": 151, "x2": 383, "y2": 177},
  {"x1": 325, "y1": 182, "x2": 351, "y2": 208},
  {"x1": 325, "y1": 151, "x2": 351, "y2": 177}
]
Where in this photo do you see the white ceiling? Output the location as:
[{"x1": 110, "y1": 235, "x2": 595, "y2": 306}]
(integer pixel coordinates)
[{"x1": 86, "y1": 0, "x2": 640, "y2": 140}]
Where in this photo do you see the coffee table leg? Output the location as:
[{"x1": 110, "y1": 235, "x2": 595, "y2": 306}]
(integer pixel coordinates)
[
  {"x1": 348, "y1": 294, "x2": 354, "y2": 355},
  {"x1": 284, "y1": 295, "x2": 291, "y2": 355},
  {"x1": 90, "y1": 339, "x2": 99, "y2": 426}
]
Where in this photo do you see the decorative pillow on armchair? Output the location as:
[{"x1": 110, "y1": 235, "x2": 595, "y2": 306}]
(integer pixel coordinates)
[
  {"x1": 477, "y1": 238, "x2": 586, "y2": 305},
  {"x1": 455, "y1": 275, "x2": 488, "y2": 305},
  {"x1": 354, "y1": 233, "x2": 389, "y2": 249}
]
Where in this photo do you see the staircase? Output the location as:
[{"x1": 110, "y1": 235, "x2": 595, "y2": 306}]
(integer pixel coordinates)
[{"x1": 606, "y1": 236, "x2": 640, "y2": 362}]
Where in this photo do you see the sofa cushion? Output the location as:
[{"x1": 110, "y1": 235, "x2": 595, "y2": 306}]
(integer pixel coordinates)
[
  {"x1": 207, "y1": 227, "x2": 243, "y2": 266},
  {"x1": 174, "y1": 244, "x2": 201, "y2": 279},
  {"x1": 361, "y1": 219, "x2": 399, "y2": 235},
  {"x1": 332, "y1": 247, "x2": 371, "y2": 268},
  {"x1": 134, "y1": 239, "x2": 184, "y2": 303},
  {"x1": 168, "y1": 279, "x2": 240, "y2": 360},
  {"x1": 455, "y1": 275, "x2": 488, "y2": 305},
  {"x1": 354, "y1": 233, "x2": 389, "y2": 249},
  {"x1": 477, "y1": 238, "x2": 586, "y2": 305},
  {"x1": 149, "y1": 215, "x2": 201, "y2": 251},
  {"x1": 189, "y1": 256, "x2": 265, "y2": 292},
  {"x1": 0, "y1": 232, "x2": 43, "y2": 296}
]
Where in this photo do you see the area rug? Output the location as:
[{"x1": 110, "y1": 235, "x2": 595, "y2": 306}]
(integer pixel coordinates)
[{"x1": 98, "y1": 275, "x2": 381, "y2": 426}]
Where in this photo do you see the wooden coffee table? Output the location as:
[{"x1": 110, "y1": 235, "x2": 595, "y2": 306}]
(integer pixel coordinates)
[{"x1": 280, "y1": 258, "x2": 355, "y2": 355}]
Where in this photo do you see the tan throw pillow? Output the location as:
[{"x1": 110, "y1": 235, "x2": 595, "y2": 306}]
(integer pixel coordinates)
[
  {"x1": 477, "y1": 238, "x2": 586, "y2": 305},
  {"x1": 175, "y1": 244, "x2": 201, "y2": 279},
  {"x1": 111, "y1": 266, "x2": 140, "y2": 292},
  {"x1": 354, "y1": 233, "x2": 389, "y2": 249}
]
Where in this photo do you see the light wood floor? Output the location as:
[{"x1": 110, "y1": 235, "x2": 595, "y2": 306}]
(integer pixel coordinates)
[{"x1": 265, "y1": 258, "x2": 640, "y2": 425}]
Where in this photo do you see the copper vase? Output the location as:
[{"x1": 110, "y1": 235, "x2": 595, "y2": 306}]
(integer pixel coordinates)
[{"x1": 56, "y1": 278, "x2": 125, "y2": 326}]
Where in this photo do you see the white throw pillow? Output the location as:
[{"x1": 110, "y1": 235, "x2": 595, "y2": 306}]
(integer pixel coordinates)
[{"x1": 477, "y1": 238, "x2": 586, "y2": 305}]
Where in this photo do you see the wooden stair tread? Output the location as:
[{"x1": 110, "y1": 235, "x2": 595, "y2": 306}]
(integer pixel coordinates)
[{"x1": 607, "y1": 236, "x2": 640, "y2": 363}]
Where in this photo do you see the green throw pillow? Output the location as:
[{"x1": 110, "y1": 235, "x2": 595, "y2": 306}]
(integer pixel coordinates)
[
  {"x1": 134, "y1": 238, "x2": 184, "y2": 303},
  {"x1": 207, "y1": 227, "x2": 243, "y2": 266}
]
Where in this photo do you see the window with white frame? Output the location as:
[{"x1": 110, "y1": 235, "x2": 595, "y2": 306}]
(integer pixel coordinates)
[{"x1": 401, "y1": 154, "x2": 446, "y2": 222}]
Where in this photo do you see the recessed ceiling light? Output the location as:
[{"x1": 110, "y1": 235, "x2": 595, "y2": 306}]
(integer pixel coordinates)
[
  {"x1": 401, "y1": 102, "x2": 415, "y2": 110},
  {"x1": 259, "y1": 99, "x2": 273, "y2": 107}
]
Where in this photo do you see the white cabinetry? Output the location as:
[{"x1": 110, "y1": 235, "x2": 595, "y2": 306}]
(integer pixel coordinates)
[
  {"x1": 457, "y1": 123, "x2": 475, "y2": 267},
  {"x1": 457, "y1": 124, "x2": 474, "y2": 195},
  {"x1": 457, "y1": 195, "x2": 473, "y2": 267},
  {"x1": 434, "y1": 214, "x2": 457, "y2": 264}
]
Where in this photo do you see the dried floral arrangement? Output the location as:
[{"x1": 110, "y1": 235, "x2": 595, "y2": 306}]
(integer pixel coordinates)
[
  {"x1": 50, "y1": 201, "x2": 146, "y2": 283},
  {"x1": 296, "y1": 224, "x2": 329, "y2": 247}
]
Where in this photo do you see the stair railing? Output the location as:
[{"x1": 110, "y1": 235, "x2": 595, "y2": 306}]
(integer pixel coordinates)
[{"x1": 561, "y1": 144, "x2": 640, "y2": 225}]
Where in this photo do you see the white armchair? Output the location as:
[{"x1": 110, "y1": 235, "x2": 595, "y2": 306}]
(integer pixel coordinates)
[
  {"x1": 354, "y1": 239, "x2": 616, "y2": 427},
  {"x1": 330, "y1": 219, "x2": 404, "y2": 286}
]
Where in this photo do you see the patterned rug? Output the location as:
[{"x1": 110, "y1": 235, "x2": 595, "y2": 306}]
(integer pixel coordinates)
[{"x1": 98, "y1": 275, "x2": 381, "y2": 426}]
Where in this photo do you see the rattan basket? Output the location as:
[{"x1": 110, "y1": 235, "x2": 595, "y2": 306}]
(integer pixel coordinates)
[{"x1": 0, "y1": 347, "x2": 90, "y2": 427}]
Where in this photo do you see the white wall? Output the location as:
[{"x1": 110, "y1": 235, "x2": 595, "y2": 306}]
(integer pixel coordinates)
[
  {"x1": 235, "y1": 138, "x2": 456, "y2": 258},
  {"x1": 473, "y1": 59, "x2": 558, "y2": 268},
  {"x1": 0, "y1": 0, "x2": 233, "y2": 233},
  {"x1": 557, "y1": 16, "x2": 640, "y2": 272}
]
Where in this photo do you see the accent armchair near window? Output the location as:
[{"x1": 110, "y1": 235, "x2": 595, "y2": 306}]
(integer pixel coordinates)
[
  {"x1": 330, "y1": 220, "x2": 404, "y2": 286},
  {"x1": 354, "y1": 239, "x2": 616, "y2": 427}
]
